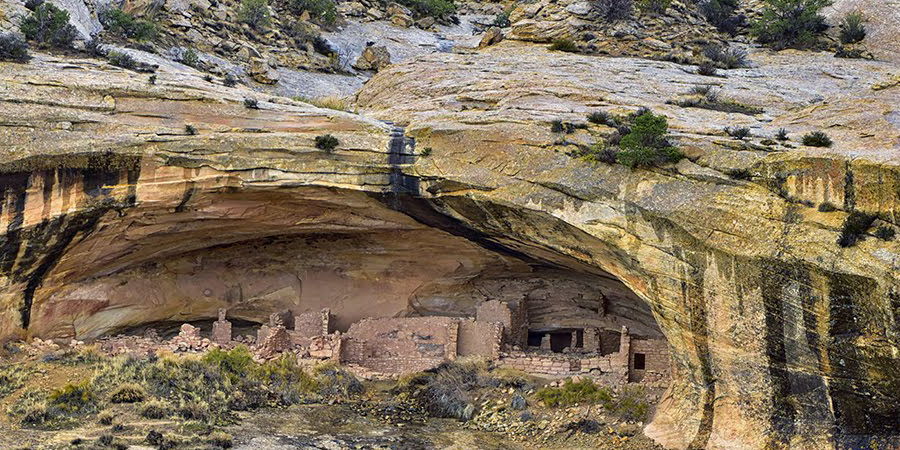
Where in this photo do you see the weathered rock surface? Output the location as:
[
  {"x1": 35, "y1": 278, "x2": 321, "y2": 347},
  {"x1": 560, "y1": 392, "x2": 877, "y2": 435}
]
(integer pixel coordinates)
[
  {"x1": 357, "y1": 42, "x2": 900, "y2": 449},
  {"x1": 3, "y1": 14, "x2": 900, "y2": 450}
]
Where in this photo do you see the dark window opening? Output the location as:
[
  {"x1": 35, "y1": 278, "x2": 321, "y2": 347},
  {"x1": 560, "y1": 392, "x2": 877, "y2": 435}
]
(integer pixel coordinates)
[
  {"x1": 634, "y1": 353, "x2": 646, "y2": 370},
  {"x1": 549, "y1": 332, "x2": 572, "y2": 353},
  {"x1": 527, "y1": 331, "x2": 544, "y2": 347},
  {"x1": 575, "y1": 329, "x2": 584, "y2": 348}
]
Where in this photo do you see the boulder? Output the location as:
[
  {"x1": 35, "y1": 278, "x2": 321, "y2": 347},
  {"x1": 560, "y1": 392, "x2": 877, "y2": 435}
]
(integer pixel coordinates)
[
  {"x1": 249, "y1": 58, "x2": 280, "y2": 84},
  {"x1": 390, "y1": 12, "x2": 414, "y2": 28},
  {"x1": 478, "y1": 26, "x2": 503, "y2": 48},
  {"x1": 353, "y1": 44, "x2": 391, "y2": 71}
]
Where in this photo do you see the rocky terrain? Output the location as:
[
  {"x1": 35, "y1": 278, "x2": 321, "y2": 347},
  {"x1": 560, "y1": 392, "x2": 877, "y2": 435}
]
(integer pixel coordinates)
[{"x1": 2, "y1": 0, "x2": 900, "y2": 448}]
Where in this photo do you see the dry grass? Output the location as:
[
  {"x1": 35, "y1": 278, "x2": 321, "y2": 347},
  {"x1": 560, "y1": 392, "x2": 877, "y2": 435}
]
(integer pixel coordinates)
[{"x1": 295, "y1": 95, "x2": 351, "y2": 112}]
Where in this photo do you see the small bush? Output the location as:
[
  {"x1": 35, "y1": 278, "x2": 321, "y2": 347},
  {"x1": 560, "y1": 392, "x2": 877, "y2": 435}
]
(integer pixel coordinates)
[
  {"x1": 703, "y1": 44, "x2": 747, "y2": 69},
  {"x1": 776, "y1": 128, "x2": 789, "y2": 141},
  {"x1": 726, "y1": 168, "x2": 751, "y2": 180},
  {"x1": 146, "y1": 430, "x2": 163, "y2": 446},
  {"x1": 99, "y1": 8, "x2": 156, "y2": 41},
  {"x1": 98, "y1": 434, "x2": 114, "y2": 446},
  {"x1": 148, "y1": 74, "x2": 156, "y2": 84},
  {"x1": 550, "y1": 120, "x2": 565, "y2": 133},
  {"x1": 109, "y1": 383, "x2": 146, "y2": 403},
  {"x1": 752, "y1": 0, "x2": 831, "y2": 50},
  {"x1": 610, "y1": 385, "x2": 650, "y2": 422},
  {"x1": 596, "y1": 0, "x2": 633, "y2": 21},
  {"x1": 98, "y1": 411, "x2": 114, "y2": 425},
  {"x1": 616, "y1": 111, "x2": 683, "y2": 168},
  {"x1": 818, "y1": 202, "x2": 837, "y2": 212},
  {"x1": 397, "y1": 362, "x2": 481, "y2": 420},
  {"x1": 49, "y1": 381, "x2": 96, "y2": 413},
  {"x1": 85, "y1": 37, "x2": 105, "y2": 57},
  {"x1": 313, "y1": 363, "x2": 363, "y2": 398},
  {"x1": 637, "y1": 0, "x2": 670, "y2": 14},
  {"x1": 536, "y1": 379, "x2": 613, "y2": 407},
  {"x1": 223, "y1": 73, "x2": 238, "y2": 87},
  {"x1": 107, "y1": 51, "x2": 136, "y2": 70},
  {"x1": 20, "y1": 2, "x2": 77, "y2": 49},
  {"x1": 289, "y1": 0, "x2": 339, "y2": 24},
  {"x1": 699, "y1": 0, "x2": 743, "y2": 34},
  {"x1": 315, "y1": 134, "x2": 339, "y2": 152},
  {"x1": 209, "y1": 431, "x2": 233, "y2": 448},
  {"x1": 838, "y1": 211, "x2": 875, "y2": 247},
  {"x1": 239, "y1": 0, "x2": 272, "y2": 30},
  {"x1": 725, "y1": 126, "x2": 751, "y2": 140},
  {"x1": 0, "y1": 33, "x2": 29, "y2": 62},
  {"x1": 185, "y1": 124, "x2": 197, "y2": 135},
  {"x1": 140, "y1": 399, "x2": 170, "y2": 419},
  {"x1": 839, "y1": 12, "x2": 866, "y2": 45},
  {"x1": 587, "y1": 111, "x2": 618, "y2": 127},
  {"x1": 420, "y1": 147, "x2": 433, "y2": 157},
  {"x1": 244, "y1": 97, "x2": 260, "y2": 109},
  {"x1": 493, "y1": 11, "x2": 511, "y2": 28},
  {"x1": 177, "y1": 401, "x2": 210, "y2": 421},
  {"x1": 697, "y1": 62, "x2": 718, "y2": 76},
  {"x1": 874, "y1": 226, "x2": 896, "y2": 241},
  {"x1": 0, "y1": 365, "x2": 29, "y2": 398},
  {"x1": 548, "y1": 39, "x2": 578, "y2": 53},
  {"x1": 394, "y1": 0, "x2": 455, "y2": 20},
  {"x1": 180, "y1": 48, "x2": 200, "y2": 68},
  {"x1": 802, "y1": 131, "x2": 832, "y2": 147}
]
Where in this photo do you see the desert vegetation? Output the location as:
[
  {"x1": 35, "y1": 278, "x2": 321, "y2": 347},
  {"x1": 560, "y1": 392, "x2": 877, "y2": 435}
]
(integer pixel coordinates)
[
  {"x1": 20, "y1": 1, "x2": 77, "y2": 49},
  {"x1": 752, "y1": 0, "x2": 831, "y2": 49}
]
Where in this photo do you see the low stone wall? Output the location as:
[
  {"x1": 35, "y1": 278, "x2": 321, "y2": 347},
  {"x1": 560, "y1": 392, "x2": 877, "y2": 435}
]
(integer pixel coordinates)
[{"x1": 498, "y1": 351, "x2": 581, "y2": 375}]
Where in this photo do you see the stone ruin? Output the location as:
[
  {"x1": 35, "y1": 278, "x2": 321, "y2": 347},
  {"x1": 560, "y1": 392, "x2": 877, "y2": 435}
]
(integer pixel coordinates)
[{"x1": 90, "y1": 299, "x2": 669, "y2": 386}]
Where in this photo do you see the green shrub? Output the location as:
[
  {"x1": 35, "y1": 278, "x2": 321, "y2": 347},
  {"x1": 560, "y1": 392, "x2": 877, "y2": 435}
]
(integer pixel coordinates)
[
  {"x1": 419, "y1": 147, "x2": 433, "y2": 157},
  {"x1": 209, "y1": 431, "x2": 233, "y2": 448},
  {"x1": 802, "y1": 131, "x2": 832, "y2": 147},
  {"x1": 180, "y1": 48, "x2": 200, "y2": 68},
  {"x1": 702, "y1": 44, "x2": 747, "y2": 69},
  {"x1": 99, "y1": 8, "x2": 156, "y2": 41},
  {"x1": 224, "y1": 73, "x2": 238, "y2": 87},
  {"x1": 312, "y1": 363, "x2": 363, "y2": 398},
  {"x1": 0, "y1": 365, "x2": 30, "y2": 398},
  {"x1": 725, "y1": 126, "x2": 751, "y2": 140},
  {"x1": 244, "y1": 97, "x2": 260, "y2": 109},
  {"x1": 202, "y1": 346, "x2": 254, "y2": 384},
  {"x1": 0, "y1": 33, "x2": 29, "y2": 62},
  {"x1": 20, "y1": 2, "x2": 77, "y2": 49},
  {"x1": 699, "y1": 0, "x2": 742, "y2": 34},
  {"x1": 637, "y1": 0, "x2": 670, "y2": 14},
  {"x1": 752, "y1": 0, "x2": 831, "y2": 49},
  {"x1": 616, "y1": 111, "x2": 683, "y2": 168},
  {"x1": 492, "y1": 10, "x2": 511, "y2": 28},
  {"x1": 839, "y1": 12, "x2": 866, "y2": 44},
  {"x1": 109, "y1": 383, "x2": 146, "y2": 403},
  {"x1": 587, "y1": 111, "x2": 618, "y2": 127},
  {"x1": 315, "y1": 134, "x2": 339, "y2": 151},
  {"x1": 838, "y1": 211, "x2": 875, "y2": 247},
  {"x1": 290, "y1": 0, "x2": 339, "y2": 25},
  {"x1": 874, "y1": 226, "x2": 896, "y2": 241},
  {"x1": 535, "y1": 379, "x2": 613, "y2": 407},
  {"x1": 672, "y1": 88, "x2": 763, "y2": 115},
  {"x1": 139, "y1": 399, "x2": 170, "y2": 419},
  {"x1": 239, "y1": 0, "x2": 272, "y2": 30},
  {"x1": 149, "y1": 74, "x2": 156, "y2": 84},
  {"x1": 610, "y1": 385, "x2": 649, "y2": 421},
  {"x1": 394, "y1": 361, "x2": 484, "y2": 420},
  {"x1": 185, "y1": 124, "x2": 197, "y2": 135},
  {"x1": 48, "y1": 381, "x2": 96, "y2": 413},
  {"x1": 548, "y1": 39, "x2": 578, "y2": 53},
  {"x1": 394, "y1": 0, "x2": 456, "y2": 20},
  {"x1": 107, "y1": 51, "x2": 136, "y2": 70},
  {"x1": 776, "y1": 128, "x2": 789, "y2": 141},
  {"x1": 697, "y1": 62, "x2": 718, "y2": 76},
  {"x1": 596, "y1": 0, "x2": 633, "y2": 21}
]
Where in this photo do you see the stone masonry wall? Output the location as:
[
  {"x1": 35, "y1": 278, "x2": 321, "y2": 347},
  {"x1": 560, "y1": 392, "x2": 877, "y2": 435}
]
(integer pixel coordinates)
[
  {"x1": 341, "y1": 317, "x2": 459, "y2": 374},
  {"x1": 457, "y1": 319, "x2": 503, "y2": 359},
  {"x1": 476, "y1": 300, "x2": 526, "y2": 347}
]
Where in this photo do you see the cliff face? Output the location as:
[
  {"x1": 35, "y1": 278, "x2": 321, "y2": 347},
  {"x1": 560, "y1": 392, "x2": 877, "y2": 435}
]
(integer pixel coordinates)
[
  {"x1": 355, "y1": 42, "x2": 900, "y2": 449},
  {"x1": 2, "y1": 40, "x2": 900, "y2": 450}
]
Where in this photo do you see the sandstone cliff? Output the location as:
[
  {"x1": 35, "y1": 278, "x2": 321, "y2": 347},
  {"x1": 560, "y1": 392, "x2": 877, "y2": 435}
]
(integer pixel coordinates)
[{"x1": 2, "y1": 21, "x2": 900, "y2": 450}]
